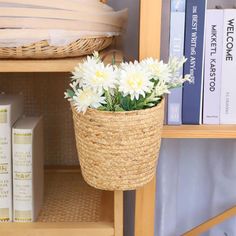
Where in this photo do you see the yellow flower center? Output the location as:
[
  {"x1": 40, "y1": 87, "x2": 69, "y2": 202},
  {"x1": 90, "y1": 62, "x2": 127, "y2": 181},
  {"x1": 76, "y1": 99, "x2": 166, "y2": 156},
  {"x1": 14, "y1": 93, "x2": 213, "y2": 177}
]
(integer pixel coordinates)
[
  {"x1": 137, "y1": 79, "x2": 143, "y2": 88},
  {"x1": 95, "y1": 70, "x2": 107, "y2": 80},
  {"x1": 79, "y1": 89, "x2": 93, "y2": 103},
  {"x1": 127, "y1": 72, "x2": 144, "y2": 90},
  {"x1": 128, "y1": 79, "x2": 135, "y2": 87}
]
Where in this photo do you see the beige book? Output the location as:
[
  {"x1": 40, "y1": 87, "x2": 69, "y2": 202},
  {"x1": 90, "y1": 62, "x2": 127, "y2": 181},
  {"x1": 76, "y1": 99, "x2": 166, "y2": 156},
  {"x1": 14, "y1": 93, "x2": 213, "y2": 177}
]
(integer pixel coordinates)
[
  {"x1": 12, "y1": 117, "x2": 44, "y2": 222},
  {"x1": 0, "y1": 94, "x2": 23, "y2": 222}
]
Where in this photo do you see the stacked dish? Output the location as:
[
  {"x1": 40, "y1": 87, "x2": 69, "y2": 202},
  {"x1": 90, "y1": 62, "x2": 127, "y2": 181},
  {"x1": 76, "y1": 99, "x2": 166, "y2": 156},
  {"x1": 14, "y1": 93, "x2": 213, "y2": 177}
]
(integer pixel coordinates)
[{"x1": 0, "y1": 0, "x2": 127, "y2": 58}]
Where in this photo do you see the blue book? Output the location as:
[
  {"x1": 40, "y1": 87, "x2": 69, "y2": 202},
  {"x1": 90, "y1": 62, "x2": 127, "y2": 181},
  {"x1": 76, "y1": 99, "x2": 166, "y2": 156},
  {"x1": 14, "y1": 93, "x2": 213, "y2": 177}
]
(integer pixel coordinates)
[
  {"x1": 182, "y1": 0, "x2": 207, "y2": 124},
  {"x1": 167, "y1": 0, "x2": 186, "y2": 125}
]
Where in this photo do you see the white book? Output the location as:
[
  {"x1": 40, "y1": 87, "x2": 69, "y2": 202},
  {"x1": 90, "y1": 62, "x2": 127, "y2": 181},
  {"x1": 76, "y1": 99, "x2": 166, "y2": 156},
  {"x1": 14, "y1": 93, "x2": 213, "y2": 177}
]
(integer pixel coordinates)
[
  {"x1": 167, "y1": 0, "x2": 186, "y2": 125},
  {"x1": 220, "y1": 9, "x2": 236, "y2": 124},
  {"x1": 203, "y1": 9, "x2": 224, "y2": 124},
  {"x1": 0, "y1": 94, "x2": 23, "y2": 222},
  {"x1": 13, "y1": 117, "x2": 44, "y2": 222}
]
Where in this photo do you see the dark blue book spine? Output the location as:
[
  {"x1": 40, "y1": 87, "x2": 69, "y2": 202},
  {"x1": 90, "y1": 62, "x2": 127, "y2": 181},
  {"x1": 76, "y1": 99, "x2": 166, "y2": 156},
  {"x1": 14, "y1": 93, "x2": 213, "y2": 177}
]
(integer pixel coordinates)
[{"x1": 182, "y1": 0, "x2": 206, "y2": 124}]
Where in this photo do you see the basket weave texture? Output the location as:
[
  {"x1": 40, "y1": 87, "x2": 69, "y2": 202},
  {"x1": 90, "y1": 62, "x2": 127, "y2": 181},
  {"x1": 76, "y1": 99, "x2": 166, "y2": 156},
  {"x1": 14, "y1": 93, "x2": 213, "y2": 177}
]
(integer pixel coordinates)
[
  {"x1": 71, "y1": 100, "x2": 164, "y2": 191},
  {"x1": 38, "y1": 171, "x2": 103, "y2": 222},
  {"x1": 0, "y1": 36, "x2": 113, "y2": 59}
]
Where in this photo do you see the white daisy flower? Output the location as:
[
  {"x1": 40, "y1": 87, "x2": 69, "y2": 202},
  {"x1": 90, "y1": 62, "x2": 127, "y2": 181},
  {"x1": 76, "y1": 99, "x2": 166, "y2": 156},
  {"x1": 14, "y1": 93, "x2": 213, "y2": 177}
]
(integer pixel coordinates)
[
  {"x1": 120, "y1": 60, "x2": 139, "y2": 69},
  {"x1": 71, "y1": 52, "x2": 101, "y2": 87},
  {"x1": 119, "y1": 62, "x2": 153, "y2": 100},
  {"x1": 73, "y1": 88, "x2": 106, "y2": 113},
  {"x1": 83, "y1": 63, "x2": 118, "y2": 93},
  {"x1": 141, "y1": 58, "x2": 171, "y2": 82}
]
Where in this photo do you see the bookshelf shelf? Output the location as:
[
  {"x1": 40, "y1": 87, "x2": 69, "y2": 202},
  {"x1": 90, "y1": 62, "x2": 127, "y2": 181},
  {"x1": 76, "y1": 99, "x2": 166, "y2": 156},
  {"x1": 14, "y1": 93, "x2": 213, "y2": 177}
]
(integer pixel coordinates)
[
  {"x1": 0, "y1": 50, "x2": 123, "y2": 73},
  {"x1": 0, "y1": 168, "x2": 122, "y2": 236},
  {"x1": 162, "y1": 125, "x2": 236, "y2": 139}
]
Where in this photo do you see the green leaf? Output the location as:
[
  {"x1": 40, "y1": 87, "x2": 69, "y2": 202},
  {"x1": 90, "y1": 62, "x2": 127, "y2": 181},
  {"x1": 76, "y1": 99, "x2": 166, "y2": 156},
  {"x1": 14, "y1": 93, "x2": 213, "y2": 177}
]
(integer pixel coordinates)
[
  {"x1": 114, "y1": 105, "x2": 125, "y2": 112},
  {"x1": 105, "y1": 90, "x2": 113, "y2": 111},
  {"x1": 97, "y1": 106, "x2": 108, "y2": 111},
  {"x1": 66, "y1": 89, "x2": 75, "y2": 98},
  {"x1": 120, "y1": 96, "x2": 129, "y2": 110}
]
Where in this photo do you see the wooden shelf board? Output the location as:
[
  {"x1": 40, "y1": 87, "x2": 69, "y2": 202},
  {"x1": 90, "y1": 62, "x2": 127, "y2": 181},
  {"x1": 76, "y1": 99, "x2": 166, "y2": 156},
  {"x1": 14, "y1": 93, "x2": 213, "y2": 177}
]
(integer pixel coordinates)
[
  {"x1": 162, "y1": 125, "x2": 236, "y2": 139},
  {"x1": 0, "y1": 50, "x2": 123, "y2": 73},
  {"x1": 0, "y1": 169, "x2": 115, "y2": 236},
  {"x1": 0, "y1": 222, "x2": 114, "y2": 236}
]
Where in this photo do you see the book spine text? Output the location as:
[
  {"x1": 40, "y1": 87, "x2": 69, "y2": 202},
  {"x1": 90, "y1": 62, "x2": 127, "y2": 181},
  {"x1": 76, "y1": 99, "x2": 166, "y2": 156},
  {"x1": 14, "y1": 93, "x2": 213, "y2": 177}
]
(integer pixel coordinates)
[{"x1": 13, "y1": 130, "x2": 33, "y2": 222}]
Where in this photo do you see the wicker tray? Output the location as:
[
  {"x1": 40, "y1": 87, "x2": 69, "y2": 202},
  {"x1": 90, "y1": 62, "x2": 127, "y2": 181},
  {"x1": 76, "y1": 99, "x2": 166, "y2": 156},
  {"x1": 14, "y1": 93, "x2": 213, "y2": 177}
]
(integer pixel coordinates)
[{"x1": 0, "y1": 36, "x2": 113, "y2": 59}]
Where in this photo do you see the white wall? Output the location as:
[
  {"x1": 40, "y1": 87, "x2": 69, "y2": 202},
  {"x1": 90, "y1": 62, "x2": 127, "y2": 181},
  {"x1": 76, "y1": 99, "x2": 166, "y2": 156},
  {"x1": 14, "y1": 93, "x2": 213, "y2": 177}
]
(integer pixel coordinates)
[{"x1": 108, "y1": 0, "x2": 140, "y2": 60}]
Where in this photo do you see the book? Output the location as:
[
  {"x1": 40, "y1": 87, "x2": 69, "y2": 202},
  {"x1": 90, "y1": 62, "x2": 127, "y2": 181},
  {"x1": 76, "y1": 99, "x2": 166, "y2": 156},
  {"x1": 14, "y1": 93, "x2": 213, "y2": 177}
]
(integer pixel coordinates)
[
  {"x1": 12, "y1": 116, "x2": 44, "y2": 222},
  {"x1": 220, "y1": 9, "x2": 236, "y2": 124},
  {"x1": 160, "y1": 0, "x2": 171, "y2": 63},
  {"x1": 167, "y1": 0, "x2": 186, "y2": 125},
  {"x1": 203, "y1": 9, "x2": 224, "y2": 124},
  {"x1": 0, "y1": 94, "x2": 23, "y2": 222},
  {"x1": 160, "y1": 0, "x2": 171, "y2": 125},
  {"x1": 182, "y1": 0, "x2": 207, "y2": 124}
]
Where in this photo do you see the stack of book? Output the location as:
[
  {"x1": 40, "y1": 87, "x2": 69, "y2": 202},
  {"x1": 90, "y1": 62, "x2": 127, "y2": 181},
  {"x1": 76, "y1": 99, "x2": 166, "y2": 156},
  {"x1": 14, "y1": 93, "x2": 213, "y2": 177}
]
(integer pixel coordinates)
[
  {"x1": 0, "y1": 94, "x2": 44, "y2": 223},
  {"x1": 166, "y1": 0, "x2": 236, "y2": 125}
]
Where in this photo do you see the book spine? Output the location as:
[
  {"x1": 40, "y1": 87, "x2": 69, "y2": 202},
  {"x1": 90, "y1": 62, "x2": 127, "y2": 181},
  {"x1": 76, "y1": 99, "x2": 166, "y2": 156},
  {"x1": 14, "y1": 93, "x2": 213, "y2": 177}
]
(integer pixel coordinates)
[
  {"x1": 220, "y1": 10, "x2": 236, "y2": 124},
  {"x1": 182, "y1": 0, "x2": 207, "y2": 124},
  {"x1": 0, "y1": 106, "x2": 12, "y2": 222},
  {"x1": 168, "y1": 0, "x2": 186, "y2": 125},
  {"x1": 203, "y1": 10, "x2": 224, "y2": 124},
  {"x1": 13, "y1": 129, "x2": 33, "y2": 222}
]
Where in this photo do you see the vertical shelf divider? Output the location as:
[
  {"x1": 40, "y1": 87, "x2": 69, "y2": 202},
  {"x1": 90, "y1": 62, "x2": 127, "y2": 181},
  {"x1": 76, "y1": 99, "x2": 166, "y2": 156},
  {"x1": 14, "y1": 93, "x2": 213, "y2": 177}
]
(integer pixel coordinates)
[{"x1": 135, "y1": 0, "x2": 162, "y2": 236}]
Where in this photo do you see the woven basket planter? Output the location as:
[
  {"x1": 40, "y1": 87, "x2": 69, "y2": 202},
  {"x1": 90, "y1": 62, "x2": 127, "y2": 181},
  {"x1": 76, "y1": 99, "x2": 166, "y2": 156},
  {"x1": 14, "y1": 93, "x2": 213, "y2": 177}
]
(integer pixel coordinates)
[
  {"x1": 71, "y1": 100, "x2": 164, "y2": 191},
  {"x1": 0, "y1": 36, "x2": 113, "y2": 59}
]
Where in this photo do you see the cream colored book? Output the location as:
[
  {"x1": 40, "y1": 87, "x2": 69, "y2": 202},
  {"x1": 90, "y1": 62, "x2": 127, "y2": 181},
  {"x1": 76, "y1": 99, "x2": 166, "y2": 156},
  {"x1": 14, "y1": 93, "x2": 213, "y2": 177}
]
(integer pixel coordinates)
[
  {"x1": 0, "y1": 94, "x2": 23, "y2": 222},
  {"x1": 12, "y1": 117, "x2": 44, "y2": 222}
]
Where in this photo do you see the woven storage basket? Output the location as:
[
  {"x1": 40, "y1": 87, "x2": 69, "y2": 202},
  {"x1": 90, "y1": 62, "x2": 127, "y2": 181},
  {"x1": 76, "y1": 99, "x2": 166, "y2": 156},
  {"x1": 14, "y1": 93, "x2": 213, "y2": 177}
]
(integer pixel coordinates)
[
  {"x1": 0, "y1": 36, "x2": 113, "y2": 59},
  {"x1": 71, "y1": 100, "x2": 164, "y2": 191}
]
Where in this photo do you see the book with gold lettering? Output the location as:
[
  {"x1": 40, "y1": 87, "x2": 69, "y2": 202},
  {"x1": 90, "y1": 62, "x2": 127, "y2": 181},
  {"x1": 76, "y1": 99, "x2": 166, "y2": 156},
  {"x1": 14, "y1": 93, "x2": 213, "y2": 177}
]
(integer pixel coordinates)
[
  {"x1": 0, "y1": 94, "x2": 23, "y2": 222},
  {"x1": 12, "y1": 116, "x2": 44, "y2": 222}
]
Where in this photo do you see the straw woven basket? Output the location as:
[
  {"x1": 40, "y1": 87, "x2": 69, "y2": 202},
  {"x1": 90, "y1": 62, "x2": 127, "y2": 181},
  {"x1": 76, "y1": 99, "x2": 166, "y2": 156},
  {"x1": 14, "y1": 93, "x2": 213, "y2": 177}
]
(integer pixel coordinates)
[
  {"x1": 0, "y1": 36, "x2": 113, "y2": 59},
  {"x1": 71, "y1": 100, "x2": 164, "y2": 191}
]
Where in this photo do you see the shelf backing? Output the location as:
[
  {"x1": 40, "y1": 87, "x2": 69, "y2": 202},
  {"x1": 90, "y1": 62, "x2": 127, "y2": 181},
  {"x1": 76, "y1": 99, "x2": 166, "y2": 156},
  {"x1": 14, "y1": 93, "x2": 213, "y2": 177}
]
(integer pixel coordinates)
[
  {"x1": 38, "y1": 170, "x2": 113, "y2": 223},
  {"x1": 1, "y1": 73, "x2": 78, "y2": 165}
]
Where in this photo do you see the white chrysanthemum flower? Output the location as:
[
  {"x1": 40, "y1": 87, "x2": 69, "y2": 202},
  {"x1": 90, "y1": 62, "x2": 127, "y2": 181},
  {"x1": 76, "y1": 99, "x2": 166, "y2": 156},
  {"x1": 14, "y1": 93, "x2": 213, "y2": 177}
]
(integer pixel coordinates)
[
  {"x1": 71, "y1": 52, "x2": 101, "y2": 86},
  {"x1": 120, "y1": 60, "x2": 139, "y2": 69},
  {"x1": 73, "y1": 88, "x2": 106, "y2": 113},
  {"x1": 141, "y1": 58, "x2": 171, "y2": 82},
  {"x1": 83, "y1": 63, "x2": 118, "y2": 93},
  {"x1": 119, "y1": 62, "x2": 153, "y2": 100},
  {"x1": 154, "y1": 79, "x2": 170, "y2": 97}
]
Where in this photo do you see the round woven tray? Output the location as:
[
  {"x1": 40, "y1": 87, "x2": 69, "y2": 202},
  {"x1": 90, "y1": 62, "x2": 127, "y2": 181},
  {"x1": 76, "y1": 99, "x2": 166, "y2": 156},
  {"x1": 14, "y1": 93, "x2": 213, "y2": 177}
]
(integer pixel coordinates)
[
  {"x1": 71, "y1": 100, "x2": 164, "y2": 191},
  {"x1": 0, "y1": 36, "x2": 113, "y2": 59}
]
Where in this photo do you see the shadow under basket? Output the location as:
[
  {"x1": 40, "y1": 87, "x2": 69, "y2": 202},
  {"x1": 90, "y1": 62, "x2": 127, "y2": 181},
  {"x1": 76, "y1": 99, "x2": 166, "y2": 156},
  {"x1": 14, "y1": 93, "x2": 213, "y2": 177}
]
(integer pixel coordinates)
[
  {"x1": 0, "y1": 36, "x2": 113, "y2": 59},
  {"x1": 71, "y1": 100, "x2": 164, "y2": 191}
]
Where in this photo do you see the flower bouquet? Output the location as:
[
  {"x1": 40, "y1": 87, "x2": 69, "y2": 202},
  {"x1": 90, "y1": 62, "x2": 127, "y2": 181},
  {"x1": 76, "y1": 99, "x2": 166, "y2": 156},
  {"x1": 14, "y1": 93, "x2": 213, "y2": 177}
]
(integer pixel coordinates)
[{"x1": 65, "y1": 52, "x2": 190, "y2": 190}]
